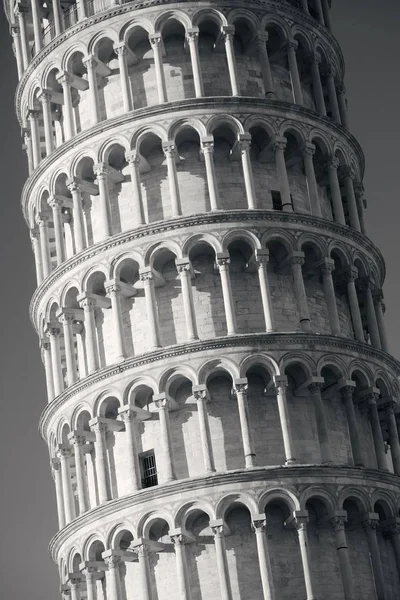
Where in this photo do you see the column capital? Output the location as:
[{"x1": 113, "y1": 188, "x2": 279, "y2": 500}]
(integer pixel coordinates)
[
  {"x1": 329, "y1": 510, "x2": 348, "y2": 532},
  {"x1": 77, "y1": 292, "x2": 97, "y2": 309},
  {"x1": 327, "y1": 157, "x2": 339, "y2": 171},
  {"x1": 36, "y1": 211, "x2": 50, "y2": 225},
  {"x1": 292, "y1": 510, "x2": 309, "y2": 530},
  {"x1": 66, "y1": 176, "x2": 82, "y2": 193},
  {"x1": 257, "y1": 32, "x2": 269, "y2": 44},
  {"x1": 30, "y1": 226, "x2": 40, "y2": 241},
  {"x1": 125, "y1": 149, "x2": 140, "y2": 164},
  {"x1": 252, "y1": 513, "x2": 267, "y2": 533},
  {"x1": 154, "y1": 393, "x2": 170, "y2": 410},
  {"x1": 38, "y1": 88, "x2": 52, "y2": 103},
  {"x1": 56, "y1": 70, "x2": 72, "y2": 86},
  {"x1": 273, "y1": 135, "x2": 287, "y2": 153},
  {"x1": 139, "y1": 267, "x2": 154, "y2": 282},
  {"x1": 285, "y1": 40, "x2": 298, "y2": 52},
  {"x1": 234, "y1": 377, "x2": 248, "y2": 394},
  {"x1": 105, "y1": 279, "x2": 122, "y2": 295},
  {"x1": 67, "y1": 430, "x2": 87, "y2": 446},
  {"x1": 57, "y1": 444, "x2": 73, "y2": 459},
  {"x1": 273, "y1": 374, "x2": 288, "y2": 390},
  {"x1": 373, "y1": 288, "x2": 385, "y2": 305},
  {"x1": 216, "y1": 251, "x2": 230, "y2": 268},
  {"x1": 290, "y1": 251, "x2": 305, "y2": 267},
  {"x1": 343, "y1": 266, "x2": 359, "y2": 284},
  {"x1": 307, "y1": 378, "x2": 325, "y2": 394},
  {"x1": 175, "y1": 258, "x2": 192, "y2": 274},
  {"x1": 317, "y1": 257, "x2": 335, "y2": 275},
  {"x1": 118, "y1": 404, "x2": 138, "y2": 421},
  {"x1": 149, "y1": 32, "x2": 162, "y2": 46},
  {"x1": 361, "y1": 513, "x2": 380, "y2": 531},
  {"x1": 113, "y1": 41, "x2": 128, "y2": 56},
  {"x1": 302, "y1": 142, "x2": 316, "y2": 157},
  {"x1": 102, "y1": 550, "x2": 122, "y2": 568},
  {"x1": 93, "y1": 162, "x2": 109, "y2": 178},
  {"x1": 45, "y1": 323, "x2": 61, "y2": 337},
  {"x1": 255, "y1": 248, "x2": 270, "y2": 266},
  {"x1": 51, "y1": 457, "x2": 61, "y2": 472},
  {"x1": 186, "y1": 27, "x2": 200, "y2": 42},
  {"x1": 162, "y1": 141, "x2": 177, "y2": 157},
  {"x1": 82, "y1": 54, "x2": 98, "y2": 69},
  {"x1": 338, "y1": 379, "x2": 356, "y2": 400},
  {"x1": 221, "y1": 25, "x2": 235, "y2": 39},
  {"x1": 89, "y1": 418, "x2": 109, "y2": 435},
  {"x1": 210, "y1": 518, "x2": 226, "y2": 537},
  {"x1": 170, "y1": 528, "x2": 189, "y2": 545},
  {"x1": 28, "y1": 108, "x2": 40, "y2": 120},
  {"x1": 47, "y1": 194, "x2": 64, "y2": 209},
  {"x1": 57, "y1": 309, "x2": 75, "y2": 325},
  {"x1": 201, "y1": 136, "x2": 215, "y2": 154},
  {"x1": 360, "y1": 387, "x2": 381, "y2": 407},
  {"x1": 383, "y1": 399, "x2": 398, "y2": 414},
  {"x1": 193, "y1": 384, "x2": 209, "y2": 402}
]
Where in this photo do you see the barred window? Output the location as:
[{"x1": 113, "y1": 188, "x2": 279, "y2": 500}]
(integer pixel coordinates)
[{"x1": 140, "y1": 451, "x2": 158, "y2": 488}]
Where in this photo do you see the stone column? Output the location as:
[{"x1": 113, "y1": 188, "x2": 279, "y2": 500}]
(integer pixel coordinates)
[
  {"x1": 321, "y1": 0, "x2": 332, "y2": 30},
  {"x1": 186, "y1": 28, "x2": 204, "y2": 97},
  {"x1": 51, "y1": 458, "x2": 66, "y2": 529},
  {"x1": 149, "y1": 33, "x2": 167, "y2": 103},
  {"x1": 41, "y1": 338, "x2": 54, "y2": 400},
  {"x1": 162, "y1": 142, "x2": 181, "y2": 217},
  {"x1": 210, "y1": 521, "x2": 233, "y2": 600},
  {"x1": 337, "y1": 82, "x2": 350, "y2": 130},
  {"x1": 39, "y1": 90, "x2": 54, "y2": 156},
  {"x1": 385, "y1": 519, "x2": 400, "y2": 578},
  {"x1": 362, "y1": 515, "x2": 386, "y2": 600},
  {"x1": 385, "y1": 401, "x2": 400, "y2": 475},
  {"x1": 342, "y1": 169, "x2": 361, "y2": 232},
  {"x1": 193, "y1": 385, "x2": 215, "y2": 473},
  {"x1": 28, "y1": 109, "x2": 41, "y2": 168},
  {"x1": 11, "y1": 26, "x2": 23, "y2": 78},
  {"x1": 80, "y1": 566, "x2": 98, "y2": 600},
  {"x1": 30, "y1": 227, "x2": 43, "y2": 284},
  {"x1": 365, "y1": 282, "x2": 381, "y2": 349},
  {"x1": 139, "y1": 268, "x2": 161, "y2": 348},
  {"x1": 319, "y1": 258, "x2": 341, "y2": 335},
  {"x1": 340, "y1": 382, "x2": 364, "y2": 466},
  {"x1": 58, "y1": 311, "x2": 78, "y2": 386},
  {"x1": 67, "y1": 178, "x2": 86, "y2": 253},
  {"x1": 125, "y1": 150, "x2": 145, "y2": 225},
  {"x1": 57, "y1": 445, "x2": 75, "y2": 523},
  {"x1": 325, "y1": 68, "x2": 341, "y2": 123},
  {"x1": 345, "y1": 267, "x2": 364, "y2": 343},
  {"x1": 373, "y1": 290, "x2": 389, "y2": 352},
  {"x1": 132, "y1": 543, "x2": 152, "y2": 600},
  {"x1": 52, "y1": 0, "x2": 62, "y2": 36},
  {"x1": 293, "y1": 512, "x2": 317, "y2": 600},
  {"x1": 327, "y1": 158, "x2": 346, "y2": 225},
  {"x1": 354, "y1": 182, "x2": 367, "y2": 235},
  {"x1": 76, "y1": 0, "x2": 87, "y2": 20},
  {"x1": 30, "y1": 0, "x2": 43, "y2": 54},
  {"x1": 48, "y1": 195, "x2": 66, "y2": 265},
  {"x1": 171, "y1": 532, "x2": 192, "y2": 600},
  {"x1": 46, "y1": 325, "x2": 64, "y2": 396},
  {"x1": 257, "y1": 33, "x2": 274, "y2": 97},
  {"x1": 16, "y1": 5, "x2": 29, "y2": 70},
  {"x1": 89, "y1": 419, "x2": 111, "y2": 503},
  {"x1": 330, "y1": 512, "x2": 355, "y2": 600},
  {"x1": 239, "y1": 134, "x2": 257, "y2": 209},
  {"x1": 57, "y1": 72, "x2": 75, "y2": 140},
  {"x1": 69, "y1": 576, "x2": 82, "y2": 600},
  {"x1": 105, "y1": 281, "x2": 126, "y2": 361},
  {"x1": 114, "y1": 43, "x2": 133, "y2": 112},
  {"x1": 302, "y1": 143, "x2": 321, "y2": 217},
  {"x1": 201, "y1": 137, "x2": 220, "y2": 210},
  {"x1": 23, "y1": 128, "x2": 34, "y2": 175},
  {"x1": 291, "y1": 252, "x2": 311, "y2": 332},
  {"x1": 273, "y1": 375, "x2": 296, "y2": 465},
  {"x1": 176, "y1": 259, "x2": 198, "y2": 341},
  {"x1": 83, "y1": 55, "x2": 100, "y2": 125},
  {"x1": 308, "y1": 379, "x2": 331, "y2": 463},
  {"x1": 234, "y1": 379, "x2": 256, "y2": 468},
  {"x1": 103, "y1": 553, "x2": 122, "y2": 600},
  {"x1": 286, "y1": 42, "x2": 303, "y2": 104},
  {"x1": 36, "y1": 213, "x2": 52, "y2": 277},
  {"x1": 216, "y1": 252, "x2": 237, "y2": 335},
  {"x1": 310, "y1": 53, "x2": 326, "y2": 116},
  {"x1": 222, "y1": 26, "x2": 240, "y2": 96},
  {"x1": 274, "y1": 136, "x2": 292, "y2": 211},
  {"x1": 255, "y1": 249, "x2": 275, "y2": 332},
  {"x1": 154, "y1": 394, "x2": 176, "y2": 482},
  {"x1": 252, "y1": 518, "x2": 275, "y2": 600},
  {"x1": 366, "y1": 390, "x2": 387, "y2": 470},
  {"x1": 93, "y1": 162, "x2": 112, "y2": 238},
  {"x1": 118, "y1": 406, "x2": 141, "y2": 492},
  {"x1": 300, "y1": 0, "x2": 309, "y2": 14},
  {"x1": 68, "y1": 433, "x2": 90, "y2": 514},
  {"x1": 78, "y1": 294, "x2": 99, "y2": 373}
]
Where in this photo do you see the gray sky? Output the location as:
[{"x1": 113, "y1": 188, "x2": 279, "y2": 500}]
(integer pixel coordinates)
[{"x1": 0, "y1": 1, "x2": 399, "y2": 598}]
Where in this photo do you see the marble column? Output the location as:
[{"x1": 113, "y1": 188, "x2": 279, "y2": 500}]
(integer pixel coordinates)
[
  {"x1": 255, "y1": 249, "x2": 275, "y2": 332},
  {"x1": 308, "y1": 379, "x2": 331, "y2": 463},
  {"x1": 385, "y1": 402, "x2": 400, "y2": 475},
  {"x1": 193, "y1": 385, "x2": 215, "y2": 473},
  {"x1": 257, "y1": 33, "x2": 274, "y2": 96},
  {"x1": 294, "y1": 513, "x2": 317, "y2": 600},
  {"x1": 327, "y1": 158, "x2": 346, "y2": 225},
  {"x1": 46, "y1": 325, "x2": 64, "y2": 396},
  {"x1": 57, "y1": 72, "x2": 75, "y2": 140},
  {"x1": 154, "y1": 394, "x2": 176, "y2": 482},
  {"x1": 51, "y1": 458, "x2": 66, "y2": 529},
  {"x1": 337, "y1": 82, "x2": 350, "y2": 130},
  {"x1": 274, "y1": 136, "x2": 292, "y2": 211},
  {"x1": 302, "y1": 143, "x2": 321, "y2": 217},
  {"x1": 89, "y1": 419, "x2": 111, "y2": 503},
  {"x1": 222, "y1": 26, "x2": 240, "y2": 96},
  {"x1": 342, "y1": 169, "x2": 361, "y2": 232},
  {"x1": 69, "y1": 576, "x2": 82, "y2": 600},
  {"x1": 23, "y1": 128, "x2": 34, "y2": 174},
  {"x1": 252, "y1": 518, "x2": 275, "y2": 600},
  {"x1": 57, "y1": 445, "x2": 75, "y2": 523},
  {"x1": 80, "y1": 567, "x2": 98, "y2": 600},
  {"x1": 362, "y1": 516, "x2": 386, "y2": 600},
  {"x1": 39, "y1": 90, "x2": 54, "y2": 156},
  {"x1": 210, "y1": 521, "x2": 233, "y2": 600},
  {"x1": 186, "y1": 28, "x2": 204, "y2": 97},
  {"x1": 93, "y1": 162, "x2": 112, "y2": 238},
  {"x1": 149, "y1": 33, "x2": 167, "y2": 103},
  {"x1": 171, "y1": 532, "x2": 192, "y2": 600},
  {"x1": 28, "y1": 109, "x2": 41, "y2": 168},
  {"x1": 201, "y1": 137, "x2": 220, "y2": 210},
  {"x1": 114, "y1": 43, "x2": 133, "y2": 112},
  {"x1": 366, "y1": 391, "x2": 387, "y2": 471},
  {"x1": 162, "y1": 142, "x2": 181, "y2": 217},
  {"x1": 103, "y1": 553, "x2": 122, "y2": 600},
  {"x1": 58, "y1": 311, "x2": 78, "y2": 386},
  {"x1": 118, "y1": 406, "x2": 141, "y2": 491},
  {"x1": 11, "y1": 26, "x2": 23, "y2": 78},
  {"x1": 30, "y1": 0, "x2": 43, "y2": 54},
  {"x1": 83, "y1": 55, "x2": 100, "y2": 125},
  {"x1": 67, "y1": 178, "x2": 86, "y2": 252},
  {"x1": 345, "y1": 267, "x2": 364, "y2": 343},
  {"x1": 321, "y1": 0, "x2": 332, "y2": 30},
  {"x1": 125, "y1": 150, "x2": 145, "y2": 226},
  {"x1": 139, "y1": 268, "x2": 161, "y2": 348},
  {"x1": 36, "y1": 213, "x2": 52, "y2": 277},
  {"x1": 41, "y1": 338, "x2": 54, "y2": 400},
  {"x1": 325, "y1": 67, "x2": 341, "y2": 123},
  {"x1": 30, "y1": 227, "x2": 43, "y2": 284},
  {"x1": 216, "y1": 252, "x2": 237, "y2": 335},
  {"x1": 291, "y1": 252, "x2": 311, "y2": 332},
  {"x1": 319, "y1": 258, "x2": 341, "y2": 335},
  {"x1": 68, "y1": 433, "x2": 90, "y2": 514},
  {"x1": 310, "y1": 53, "x2": 326, "y2": 116},
  {"x1": 105, "y1": 281, "x2": 126, "y2": 361},
  {"x1": 273, "y1": 375, "x2": 296, "y2": 465},
  {"x1": 365, "y1": 281, "x2": 381, "y2": 349},
  {"x1": 340, "y1": 382, "x2": 363, "y2": 466},
  {"x1": 239, "y1": 134, "x2": 257, "y2": 209},
  {"x1": 330, "y1": 512, "x2": 355, "y2": 600},
  {"x1": 77, "y1": 294, "x2": 99, "y2": 374},
  {"x1": 132, "y1": 543, "x2": 152, "y2": 600},
  {"x1": 234, "y1": 379, "x2": 256, "y2": 467},
  {"x1": 176, "y1": 259, "x2": 198, "y2": 341},
  {"x1": 52, "y1": 0, "x2": 62, "y2": 36},
  {"x1": 373, "y1": 290, "x2": 389, "y2": 352},
  {"x1": 48, "y1": 195, "x2": 66, "y2": 265},
  {"x1": 16, "y1": 4, "x2": 30, "y2": 69},
  {"x1": 286, "y1": 42, "x2": 303, "y2": 105},
  {"x1": 354, "y1": 182, "x2": 367, "y2": 235}
]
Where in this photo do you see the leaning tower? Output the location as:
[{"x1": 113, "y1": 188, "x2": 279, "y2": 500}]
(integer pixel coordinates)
[{"x1": 5, "y1": 0, "x2": 400, "y2": 597}]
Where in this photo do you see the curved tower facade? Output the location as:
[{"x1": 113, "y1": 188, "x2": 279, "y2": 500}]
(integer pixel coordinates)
[{"x1": 5, "y1": 0, "x2": 400, "y2": 598}]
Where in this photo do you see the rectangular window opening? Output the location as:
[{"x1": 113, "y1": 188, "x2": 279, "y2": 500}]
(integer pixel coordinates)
[{"x1": 140, "y1": 451, "x2": 158, "y2": 489}]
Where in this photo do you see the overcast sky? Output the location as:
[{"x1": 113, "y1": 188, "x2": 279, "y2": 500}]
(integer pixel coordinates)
[{"x1": 0, "y1": 1, "x2": 399, "y2": 598}]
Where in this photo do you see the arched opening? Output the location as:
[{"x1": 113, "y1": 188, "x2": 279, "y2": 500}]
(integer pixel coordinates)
[
  {"x1": 85, "y1": 271, "x2": 109, "y2": 367},
  {"x1": 152, "y1": 247, "x2": 182, "y2": 346},
  {"x1": 282, "y1": 129, "x2": 306, "y2": 213},
  {"x1": 265, "y1": 238, "x2": 298, "y2": 332},
  {"x1": 198, "y1": 17, "x2": 230, "y2": 96},
  {"x1": 232, "y1": 18, "x2": 263, "y2": 97},
  {"x1": 184, "y1": 509, "x2": 216, "y2": 598},
  {"x1": 138, "y1": 133, "x2": 169, "y2": 222},
  {"x1": 162, "y1": 19, "x2": 195, "y2": 101},
  {"x1": 265, "y1": 24, "x2": 289, "y2": 102},
  {"x1": 175, "y1": 127, "x2": 208, "y2": 214},
  {"x1": 321, "y1": 365, "x2": 352, "y2": 464},
  {"x1": 248, "y1": 125, "x2": 274, "y2": 210},
  {"x1": 329, "y1": 248, "x2": 353, "y2": 337},
  {"x1": 63, "y1": 286, "x2": 82, "y2": 380},
  {"x1": 87, "y1": 540, "x2": 107, "y2": 598},
  {"x1": 212, "y1": 123, "x2": 246, "y2": 209},
  {"x1": 343, "y1": 497, "x2": 374, "y2": 597},
  {"x1": 44, "y1": 68, "x2": 64, "y2": 148},
  {"x1": 53, "y1": 173, "x2": 74, "y2": 259},
  {"x1": 310, "y1": 136, "x2": 332, "y2": 219},
  {"x1": 98, "y1": 396, "x2": 121, "y2": 499},
  {"x1": 126, "y1": 26, "x2": 153, "y2": 109},
  {"x1": 75, "y1": 156, "x2": 99, "y2": 246},
  {"x1": 93, "y1": 37, "x2": 119, "y2": 120},
  {"x1": 374, "y1": 500, "x2": 400, "y2": 597},
  {"x1": 351, "y1": 369, "x2": 376, "y2": 468},
  {"x1": 105, "y1": 144, "x2": 128, "y2": 234},
  {"x1": 147, "y1": 518, "x2": 175, "y2": 598},
  {"x1": 285, "y1": 362, "x2": 318, "y2": 462},
  {"x1": 113, "y1": 257, "x2": 141, "y2": 356},
  {"x1": 166, "y1": 375, "x2": 198, "y2": 478},
  {"x1": 66, "y1": 52, "x2": 89, "y2": 134},
  {"x1": 300, "y1": 241, "x2": 328, "y2": 333}
]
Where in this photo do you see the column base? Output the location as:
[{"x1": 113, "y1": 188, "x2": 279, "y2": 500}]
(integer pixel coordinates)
[{"x1": 285, "y1": 459, "x2": 297, "y2": 466}]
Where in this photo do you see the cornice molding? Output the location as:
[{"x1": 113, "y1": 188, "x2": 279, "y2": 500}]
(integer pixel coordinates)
[
  {"x1": 29, "y1": 210, "x2": 385, "y2": 327},
  {"x1": 20, "y1": 98, "x2": 364, "y2": 222},
  {"x1": 14, "y1": 0, "x2": 344, "y2": 122},
  {"x1": 48, "y1": 463, "x2": 400, "y2": 562},
  {"x1": 38, "y1": 332, "x2": 400, "y2": 440}
]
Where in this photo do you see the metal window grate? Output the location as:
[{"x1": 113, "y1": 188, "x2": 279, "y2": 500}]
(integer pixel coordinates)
[
  {"x1": 271, "y1": 190, "x2": 283, "y2": 211},
  {"x1": 141, "y1": 453, "x2": 158, "y2": 488}
]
